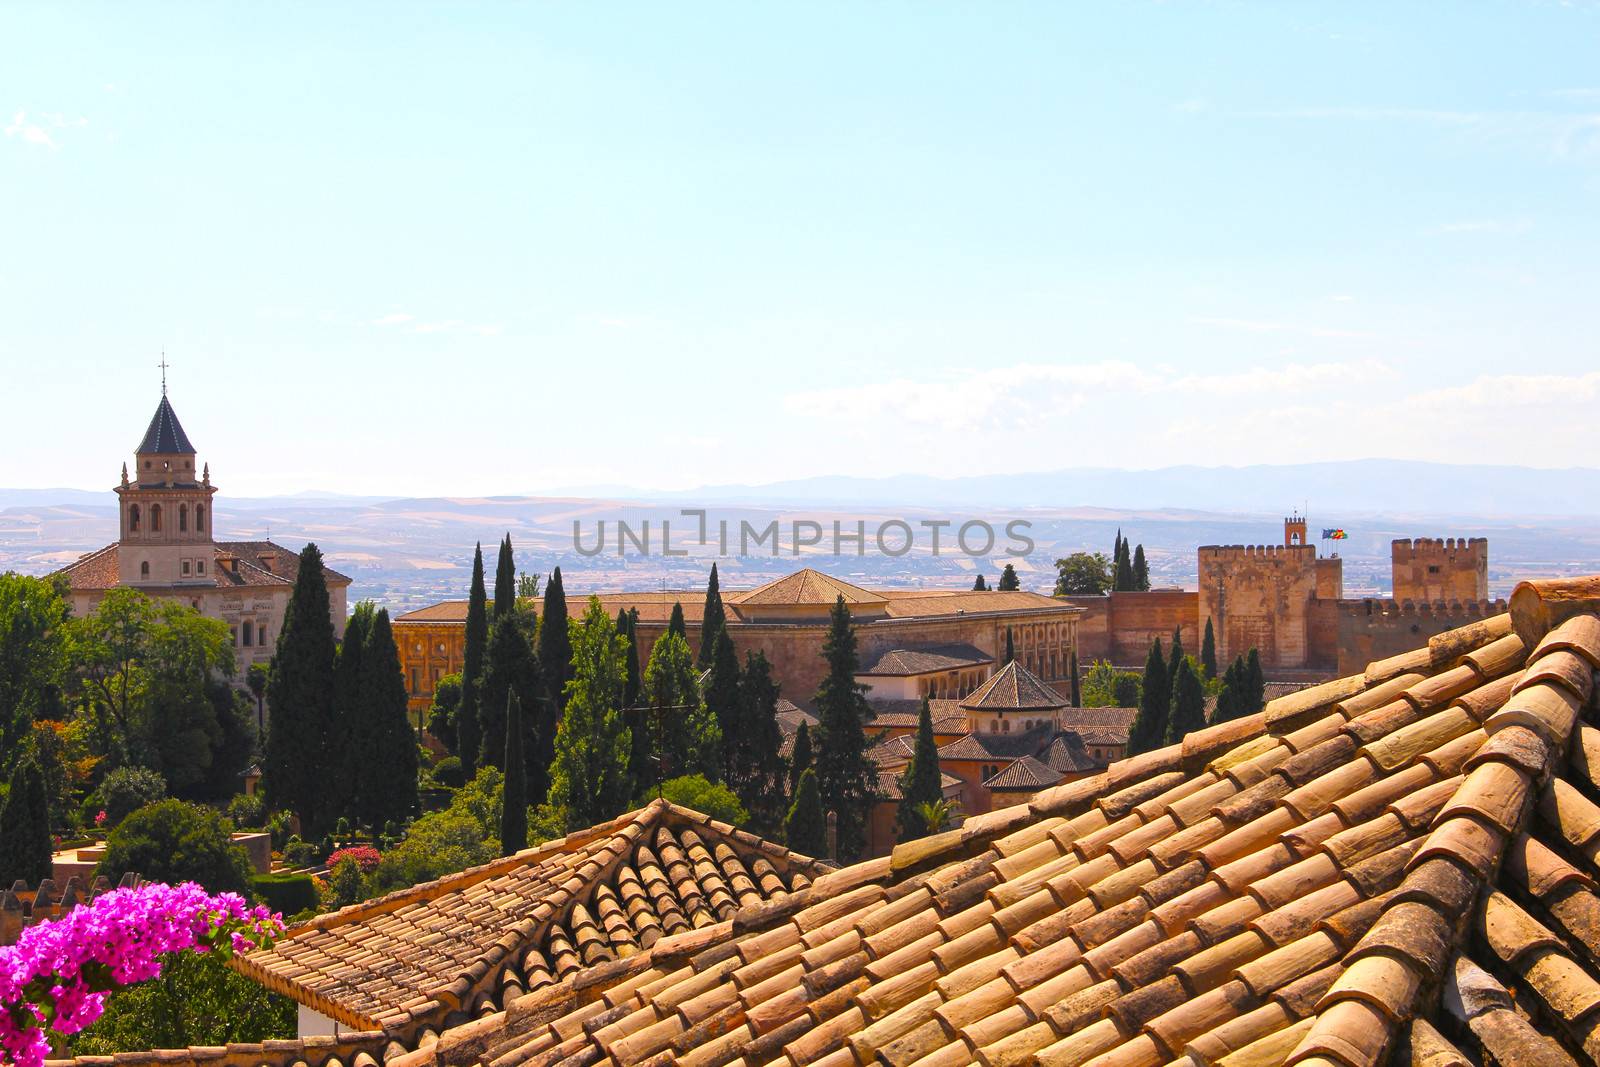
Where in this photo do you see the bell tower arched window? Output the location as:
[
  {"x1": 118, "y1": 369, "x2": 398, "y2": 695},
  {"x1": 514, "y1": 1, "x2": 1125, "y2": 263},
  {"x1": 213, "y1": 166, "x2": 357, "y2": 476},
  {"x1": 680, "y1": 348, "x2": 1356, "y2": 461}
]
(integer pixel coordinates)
[
  {"x1": 195, "y1": 505, "x2": 205, "y2": 532},
  {"x1": 129, "y1": 504, "x2": 141, "y2": 532},
  {"x1": 140, "y1": 561, "x2": 150, "y2": 578},
  {"x1": 151, "y1": 504, "x2": 163, "y2": 532},
  {"x1": 179, "y1": 504, "x2": 188, "y2": 532}
]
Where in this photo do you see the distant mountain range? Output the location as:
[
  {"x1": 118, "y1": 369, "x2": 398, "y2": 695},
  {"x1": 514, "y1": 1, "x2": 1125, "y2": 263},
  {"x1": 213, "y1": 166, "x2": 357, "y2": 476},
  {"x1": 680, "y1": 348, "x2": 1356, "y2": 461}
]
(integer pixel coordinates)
[{"x1": 549, "y1": 460, "x2": 1600, "y2": 518}]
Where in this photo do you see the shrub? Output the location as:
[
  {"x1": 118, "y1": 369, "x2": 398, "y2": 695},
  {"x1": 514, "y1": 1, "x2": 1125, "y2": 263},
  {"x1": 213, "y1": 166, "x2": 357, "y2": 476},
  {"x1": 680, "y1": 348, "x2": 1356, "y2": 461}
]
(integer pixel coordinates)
[
  {"x1": 280, "y1": 836, "x2": 319, "y2": 869},
  {"x1": 430, "y1": 755, "x2": 465, "y2": 789},
  {"x1": 326, "y1": 845, "x2": 381, "y2": 873},
  {"x1": 226, "y1": 793, "x2": 266, "y2": 829},
  {"x1": 367, "y1": 812, "x2": 495, "y2": 895},
  {"x1": 249, "y1": 872, "x2": 318, "y2": 917},
  {"x1": 327, "y1": 856, "x2": 365, "y2": 909},
  {"x1": 638, "y1": 775, "x2": 748, "y2": 826},
  {"x1": 97, "y1": 767, "x2": 167, "y2": 827},
  {"x1": 96, "y1": 799, "x2": 252, "y2": 896}
]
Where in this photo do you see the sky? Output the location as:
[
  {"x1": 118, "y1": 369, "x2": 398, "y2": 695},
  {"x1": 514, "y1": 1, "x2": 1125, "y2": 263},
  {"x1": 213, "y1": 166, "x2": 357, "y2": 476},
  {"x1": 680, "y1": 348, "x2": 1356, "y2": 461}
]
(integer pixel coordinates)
[{"x1": 3, "y1": 3, "x2": 1599, "y2": 498}]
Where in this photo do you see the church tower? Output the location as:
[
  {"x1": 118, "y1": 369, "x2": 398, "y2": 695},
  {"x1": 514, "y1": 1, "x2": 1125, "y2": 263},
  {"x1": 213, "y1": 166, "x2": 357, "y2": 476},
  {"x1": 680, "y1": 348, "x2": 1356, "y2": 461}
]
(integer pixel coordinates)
[{"x1": 115, "y1": 388, "x2": 218, "y2": 587}]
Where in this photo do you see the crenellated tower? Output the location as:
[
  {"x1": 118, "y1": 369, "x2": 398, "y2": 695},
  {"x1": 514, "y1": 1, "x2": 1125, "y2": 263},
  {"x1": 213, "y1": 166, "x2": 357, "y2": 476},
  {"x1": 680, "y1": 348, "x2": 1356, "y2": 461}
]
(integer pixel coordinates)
[
  {"x1": 1392, "y1": 537, "x2": 1488, "y2": 604},
  {"x1": 114, "y1": 390, "x2": 218, "y2": 587}
]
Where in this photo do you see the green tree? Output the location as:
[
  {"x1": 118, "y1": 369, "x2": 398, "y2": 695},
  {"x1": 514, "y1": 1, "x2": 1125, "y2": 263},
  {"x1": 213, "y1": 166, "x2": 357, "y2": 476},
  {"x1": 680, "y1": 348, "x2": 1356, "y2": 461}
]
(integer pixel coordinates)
[
  {"x1": 704, "y1": 626, "x2": 742, "y2": 780},
  {"x1": 1003, "y1": 627, "x2": 1015, "y2": 665},
  {"x1": 1245, "y1": 648, "x2": 1267, "y2": 716},
  {"x1": 245, "y1": 662, "x2": 269, "y2": 735},
  {"x1": 788, "y1": 721, "x2": 813, "y2": 796},
  {"x1": 1167, "y1": 627, "x2": 1186, "y2": 692},
  {"x1": 535, "y1": 568, "x2": 571, "y2": 795},
  {"x1": 1113, "y1": 535, "x2": 1134, "y2": 592},
  {"x1": 895, "y1": 698, "x2": 943, "y2": 843},
  {"x1": 353, "y1": 608, "x2": 418, "y2": 831},
  {"x1": 643, "y1": 774, "x2": 747, "y2": 825},
  {"x1": 549, "y1": 599, "x2": 632, "y2": 829},
  {"x1": 0, "y1": 573, "x2": 68, "y2": 782},
  {"x1": 1128, "y1": 639, "x2": 1169, "y2": 756},
  {"x1": 784, "y1": 768, "x2": 825, "y2": 858},
  {"x1": 426, "y1": 672, "x2": 462, "y2": 752},
  {"x1": 698, "y1": 564, "x2": 727, "y2": 668},
  {"x1": 500, "y1": 691, "x2": 527, "y2": 854},
  {"x1": 997, "y1": 564, "x2": 1021, "y2": 591},
  {"x1": 0, "y1": 754, "x2": 51, "y2": 884},
  {"x1": 1081, "y1": 660, "x2": 1141, "y2": 708},
  {"x1": 458, "y1": 543, "x2": 489, "y2": 777},
  {"x1": 98, "y1": 799, "x2": 253, "y2": 895},
  {"x1": 493, "y1": 534, "x2": 516, "y2": 620},
  {"x1": 812, "y1": 596, "x2": 878, "y2": 861},
  {"x1": 1165, "y1": 656, "x2": 1207, "y2": 745},
  {"x1": 642, "y1": 630, "x2": 720, "y2": 782},
  {"x1": 97, "y1": 765, "x2": 167, "y2": 827},
  {"x1": 517, "y1": 572, "x2": 542, "y2": 601},
  {"x1": 1132, "y1": 544, "x2": 1149, "y2": 591},
  {"x1": 1210, "y1": 673, "x2": 1240, "y2": 725},
  {"x1": 478, "y1": 613, "x2": 540, "y2": 784},
  {"x1": 972, "y1": 574, "x2": 987, "y2": 591},
  {"x1": 67, "y1": 950, "x2": 294, "y2": 1055},
  {"x1": 620, "y1": 611, "x2": 651, "y2": 796},
  {"x1": 1200, "y1": 619, "x2": 1218, "y2": 680},
  {"x1": 1069, "y1": 648, "x2": 1081, "y2": 707},
  {"x1": 264, "y1": 545, "x2": 338, "y2": 836},
  {"x1": 328, "y1": 601, "x2": 372, "y2": 822},
  {"x1": 730, "y1": 651, "x2": 787, "y2": 835},
  {"x1": 623, "y1": 609, "x2": 642, "y2": 708},
  {"x1": 1053, "y1": 552, "x2": 1113, "y2": 596},
  {"x1": 667, "y1": 602, "x2": 686, "y2": 641}
]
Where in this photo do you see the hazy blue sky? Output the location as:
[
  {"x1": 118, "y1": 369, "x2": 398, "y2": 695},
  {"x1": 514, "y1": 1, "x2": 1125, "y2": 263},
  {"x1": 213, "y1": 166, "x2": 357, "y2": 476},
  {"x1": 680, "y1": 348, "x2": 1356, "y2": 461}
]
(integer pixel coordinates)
[{"x1": 4, "y1": 4, "x2": 1598, "y2": 497}]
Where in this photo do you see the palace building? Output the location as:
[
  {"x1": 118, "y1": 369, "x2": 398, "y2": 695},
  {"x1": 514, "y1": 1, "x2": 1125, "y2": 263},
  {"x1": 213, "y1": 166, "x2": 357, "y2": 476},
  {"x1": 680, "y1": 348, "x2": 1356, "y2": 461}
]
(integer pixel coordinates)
[
  {"x1": 51, "y1": 388, "x2": 350, "y2": 689},
  {"x1": 394, "y1": 566, "x2": 1081, "y2": 718}
]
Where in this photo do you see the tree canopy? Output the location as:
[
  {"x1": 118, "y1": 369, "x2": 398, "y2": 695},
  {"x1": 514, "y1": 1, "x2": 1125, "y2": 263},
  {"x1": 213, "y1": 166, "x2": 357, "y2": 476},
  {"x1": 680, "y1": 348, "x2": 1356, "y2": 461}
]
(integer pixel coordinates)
[
  {"x1": 549, "y1": 599, "x2": 632, "y2": 830},
  {"x1": 1053, "y1": 552, "x2": 1112, "y2": 596},
  {"x1": 812, "y1": 597, "x2": 878, "y2": 861}
]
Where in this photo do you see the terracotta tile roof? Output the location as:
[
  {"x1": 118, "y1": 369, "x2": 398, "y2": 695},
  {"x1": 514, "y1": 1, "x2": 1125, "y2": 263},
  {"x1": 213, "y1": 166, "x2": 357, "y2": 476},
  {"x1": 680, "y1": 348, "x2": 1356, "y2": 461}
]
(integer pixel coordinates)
[
  {"x1": 882, "y1": 588, "x2": 1078, "y2": 619},
  {"x1": 1041, "y1": 732, "x2": 1105, "y2": 775},
  {"x1": 960, "y1": 659, "x2": 1069, "y2": 711},
  {"x1": 396, "y1": 599, "x2": 471, "y2": 623},
  {"x1": 860, "y1": 644, "x2": 994, "y2": 676},
  {"x1": 50, "y1": 543, "x2": 120, "y2": 590},
  {"x1": 937, "y1": 723, "x2": 1059, "y2": 761},
  {"x1": 879, "y1": 769, "x2": 966, "y2": 801},
  {"x1": 230, "y1": 799, "x2": 828, "y2": 1041},
  {"x1": 728, "y1": 568, "x2": 885, "y2": 607},
  {"x1": 984, "y1": 755, "x2": 1066, "y2": 791},
  {"x1": 861, "y1": 700, "x2": 969, "y2": 735},
  {"x1": 333, "y1": 576, "x2": 1600, "y2": 1067},
  {"x1": 136, "y1": 393, "x2": 196, "y2": 454},
  {"x1": 51, "y1": 540, "x2": 347, "y2": 591},
  {"x1": 1060, "y1": 706, "x2": 1140, "y2": 733}
]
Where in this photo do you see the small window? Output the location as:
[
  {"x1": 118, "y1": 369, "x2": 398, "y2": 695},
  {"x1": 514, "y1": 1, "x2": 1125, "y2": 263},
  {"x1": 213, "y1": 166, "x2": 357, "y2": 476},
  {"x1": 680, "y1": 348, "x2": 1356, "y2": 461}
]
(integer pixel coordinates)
[
  {"x1": 140, "y1": 561, "x2": 150, "y2": 578},
  {"x1": 150, "y1": 504, "x2": 163, "y2": 532},
  {"x1": 410, "y1": 668, "x2": 420, "y2": 694},
  {"x1": 437, "y1": 642, "x2": 446, "y2": 655},
  {"x1": 258, "y1": 625, "x2": 267, "y2": 645},
  {"x1": 182, "y1": 560, "x2": 190, "y2": 575},
  {"x1": 195, "y1": 505, "x2": 205, "y2": 532},
  {"x1": 242, "y1": 621, "x2": 253, "y2": 647},
  {"x1": 1002, "y1": 719, "x2": 1011, "y2": 734},
  {"x1": 179, "y1": 504, "x2": 188, "y2": 532},
  {"x1": 197, "y1": 560, "x2": 205, "y2": 574},
  {"x1": 129, "y1": 504, "x2": 141, "y2": 532}
]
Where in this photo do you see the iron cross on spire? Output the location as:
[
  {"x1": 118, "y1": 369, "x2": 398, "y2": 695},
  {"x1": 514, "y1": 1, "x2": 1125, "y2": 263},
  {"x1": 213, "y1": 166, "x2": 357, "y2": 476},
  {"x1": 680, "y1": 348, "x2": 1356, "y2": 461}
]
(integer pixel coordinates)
[{"x1": 158, "y1": 353, "x2": 170, "y2": 395}]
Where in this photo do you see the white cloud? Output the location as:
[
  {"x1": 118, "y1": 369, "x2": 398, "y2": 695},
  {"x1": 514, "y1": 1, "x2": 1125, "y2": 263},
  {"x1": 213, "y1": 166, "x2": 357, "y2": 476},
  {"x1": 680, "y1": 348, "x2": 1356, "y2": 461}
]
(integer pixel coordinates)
[
  {"x1": 1409, "y1": 371, "x2": 1600, "y2": 410},
  {"x1": 5, "y1": 111, "x2": 55, "y2": 149}
]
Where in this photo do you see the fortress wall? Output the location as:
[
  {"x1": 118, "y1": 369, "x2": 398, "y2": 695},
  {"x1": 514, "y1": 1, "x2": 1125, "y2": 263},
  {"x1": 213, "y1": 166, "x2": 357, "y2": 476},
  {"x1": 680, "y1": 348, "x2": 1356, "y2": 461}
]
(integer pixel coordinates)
[
  {"x1": 1058, "y1": 590, "x2": 1198, "y2": 664},
  {"x1": 1392, "y1": 537, "x2": 1488, "y2": 603},
  {"x1": 1198, "y1": 544, "x2": 1323, "y2": 670},
  {"x1": 1335, "y1": 597, "x2": 1508, "y2": 674}
]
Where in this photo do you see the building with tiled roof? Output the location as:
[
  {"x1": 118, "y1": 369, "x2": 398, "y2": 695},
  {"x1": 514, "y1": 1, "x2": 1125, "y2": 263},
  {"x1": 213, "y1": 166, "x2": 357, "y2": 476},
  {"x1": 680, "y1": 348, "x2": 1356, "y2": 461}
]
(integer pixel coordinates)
[
  {"x1": 50, "y1": 389, "x2": 350, "y2": 697},
  {"x1": 396, "y1": 567, "x2": 1079, "y2": 719},
  {"x1": 44, "y1": 572, "x2": 1600, "y2": 1067}
]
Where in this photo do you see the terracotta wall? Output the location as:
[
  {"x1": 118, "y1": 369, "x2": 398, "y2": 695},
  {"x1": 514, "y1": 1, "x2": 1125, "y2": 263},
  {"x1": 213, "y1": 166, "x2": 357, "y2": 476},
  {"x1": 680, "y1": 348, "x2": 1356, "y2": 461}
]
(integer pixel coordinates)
[
  {"x1": 1391, "y1": 538, "x2": 1488, "y2": 604},
  {"x1": 1198, "y1": 545, "x2": 1322, "y2": 669},
  {"x1": 1336, "y1": 598, "x2": 1508, "y2": 674},
  {"x1": 1059, "y1": 590, "x2": 1200, "y2": 665}
]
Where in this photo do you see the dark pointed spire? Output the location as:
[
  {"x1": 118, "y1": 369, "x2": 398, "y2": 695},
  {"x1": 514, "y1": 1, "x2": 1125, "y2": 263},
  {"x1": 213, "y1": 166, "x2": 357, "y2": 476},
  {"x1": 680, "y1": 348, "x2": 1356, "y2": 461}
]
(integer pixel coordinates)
[{"x1": 136, "y1": 394, "x2": 196, "y2": 454}]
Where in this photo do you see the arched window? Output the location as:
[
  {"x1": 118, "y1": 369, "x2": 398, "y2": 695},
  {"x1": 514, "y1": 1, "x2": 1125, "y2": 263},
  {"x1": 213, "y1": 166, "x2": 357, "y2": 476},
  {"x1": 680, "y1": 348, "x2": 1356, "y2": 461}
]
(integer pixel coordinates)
[
  {"x1": 129, "y1": 504, "x2": 141, "y2": 532},
  {"x1": 150, "y1": 504, "x2": 163, "y2": 532},
  {"x1": 195, "y1": 505, "x2": 205, "y2": 532},
  {"x1": 242, "y1": 620, "x2": 254, "y2": 647},
  {"x1": 140, "y1": 561, "x2": 150, "y2": 578},
  {"x1": 179, "y1": 504, "x2": 188, "y2": 532}
]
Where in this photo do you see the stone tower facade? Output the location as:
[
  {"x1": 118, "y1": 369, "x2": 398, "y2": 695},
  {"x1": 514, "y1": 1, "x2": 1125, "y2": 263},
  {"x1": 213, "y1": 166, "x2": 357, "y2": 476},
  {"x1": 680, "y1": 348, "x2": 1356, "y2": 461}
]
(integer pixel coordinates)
[
  {"x1": 1198, "y1": 517, "x2": 1343, "y2": 671},
  {"x1": 114, "y1": 394, "x2": 219, "y2": 588},
  {"x1": 1391, "y1": 537, "x2": 1488, "y2": 604}
]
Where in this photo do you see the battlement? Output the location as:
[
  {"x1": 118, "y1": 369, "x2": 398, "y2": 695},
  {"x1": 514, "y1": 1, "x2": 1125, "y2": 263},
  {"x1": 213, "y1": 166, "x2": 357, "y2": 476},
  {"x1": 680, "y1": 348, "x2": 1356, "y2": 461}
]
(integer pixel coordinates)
[
  {"x1": 1392, "y1": 537, "x2": 1488, "y2": 555},
  {"x1": 1338, "y1": 597, "x2": 1507, "y2": 620},
  {"x1": 1, "y1": 873, "x2": 141, "y2": 945},
  {"x1": 1199, "y1": 543, "x2": 1321, "y2": 561}
]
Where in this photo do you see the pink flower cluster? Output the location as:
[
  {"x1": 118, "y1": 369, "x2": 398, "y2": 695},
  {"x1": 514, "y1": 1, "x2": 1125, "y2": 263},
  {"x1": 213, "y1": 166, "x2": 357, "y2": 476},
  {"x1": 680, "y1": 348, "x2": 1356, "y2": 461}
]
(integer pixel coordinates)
[
  {"x1": 325, "y1": 845, "x2": 381, "y2": 873},
  {"x1": 0, "y1": 883, "x2": 283, "y2": 1067}
]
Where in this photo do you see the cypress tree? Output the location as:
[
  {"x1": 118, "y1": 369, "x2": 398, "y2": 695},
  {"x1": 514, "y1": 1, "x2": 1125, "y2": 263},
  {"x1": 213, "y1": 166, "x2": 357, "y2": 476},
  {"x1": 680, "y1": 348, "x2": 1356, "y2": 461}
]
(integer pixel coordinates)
[
  {"x1": 354, "y1": 608, "x2": 418, "y2": 831},
  {"x1": 479, "y1": 613, "x2": 542, "y2": 794},
  {"x1": 1167, "y1": 627, "x2": 1185, "y2": 691},
  {"x1": 643, "y1": 630, "x2": 720, "y2": 781},
  {"x1": 500, "y1": 690, "x2": 527, "y2": 854},
  {"x1": 1114, "y1": 538, "x2": 1134, "y2": 592},
  {"x1": 784, "y1": 768, "x2": 826, "y2": 858},
  {"x1": 1245, "y1": 649, "x2": 1266, "y2": 716},
  {"x1": 998, "y1": 564, "x2": 1020, "y2": 592},
  {"x1": 1132, "y1": 544, "x2": 1149, "y2": 591},
  {"x1": 972, "y1": 574, "x2": 988, "y2": 591},
  {"x1": 1210, "y1": 678, "x2": 1239, "y2": 725},
  {"x1": 623, "y1": 609, "x2": 642, "y2": 709},
  {"x1": 458, "y1": 544, "x2": 488, "y2": 777},
  {"x1": 1201, "y1": 619, "x2": 1218, "y2": 680},
  {"x1": 493, "y1": 535, "x2": 515, "y2": 620},
  {"x1": 705, "y1": 626, "x2": 742, "y2": 782},
  {"x1": 667, "y1": 602, "x2": 686, "y2": 641},
  {"x1": 548, "y1": 600, "x2": 632, "y2": 829},
  {"x1": 698, "y1": 564, "x2": 726, "y2": 669},
  {"x1": 813, "y1": 596, "x2": 878, "y2": 861},
  {"x1": 534, "y1": 567, "x2": 570, "y2": 797},
  {"x1": 788, "y1": 721, "x2": 813, "y2": 796},
  {"x1": 1003, "y1": 627, "x2": 1015, "y2": 665},
  {"x1": 0, "y1": 754, "x2": 51, "y2": 884},
  {"x1": 1128, "y1": 638, "x2": 1169, "y2": 756},
  {"x1": 1165, "y1": 657, "x2": 1207, "y2": 745},
  {"x1": 895, "y1": 698, "x2": 943, "y2": 843},
  {"x1": 1069, "y1": 648, "x2": 1081, "y2": 708},
  {"x1": 732, "y1": 651, "x2": 787, "y2": 835},
  {"x1": 264, "y1": 543, "x2": 337, "y2": 837},
  {"x1": 329, "y1": 602, "x2": 372, "y2": 822}
]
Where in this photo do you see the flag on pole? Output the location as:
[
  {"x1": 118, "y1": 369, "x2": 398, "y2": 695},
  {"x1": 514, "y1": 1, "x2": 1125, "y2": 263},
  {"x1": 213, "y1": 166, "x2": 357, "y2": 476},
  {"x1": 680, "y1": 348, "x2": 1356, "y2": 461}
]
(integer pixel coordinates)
[{"x1": 1322, "y1": 528, "x2": 1348, "y2": 540}]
